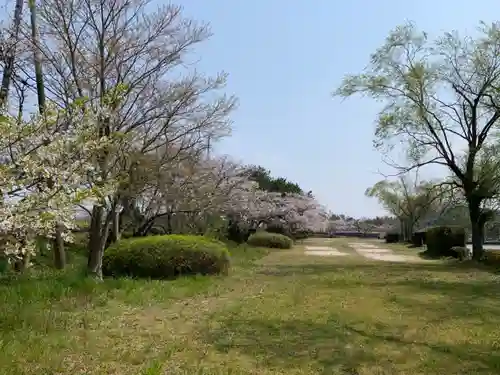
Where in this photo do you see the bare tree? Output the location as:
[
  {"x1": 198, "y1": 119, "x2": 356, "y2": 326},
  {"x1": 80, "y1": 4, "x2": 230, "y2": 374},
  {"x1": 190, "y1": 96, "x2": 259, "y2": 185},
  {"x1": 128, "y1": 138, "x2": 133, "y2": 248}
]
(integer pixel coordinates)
[{"x1": 32, "y1": 0, "x2": 236, "y2": 278}]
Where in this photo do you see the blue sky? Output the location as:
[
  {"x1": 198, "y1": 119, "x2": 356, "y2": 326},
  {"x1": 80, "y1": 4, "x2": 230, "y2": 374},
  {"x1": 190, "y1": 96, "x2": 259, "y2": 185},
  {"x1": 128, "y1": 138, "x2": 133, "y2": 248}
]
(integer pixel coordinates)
[
  {"x1": 3, "y1": 1, "x2": 494, "y2": 217},
  {"x1": 177, "y1": 0, "x2": 500, "y2": 218}
]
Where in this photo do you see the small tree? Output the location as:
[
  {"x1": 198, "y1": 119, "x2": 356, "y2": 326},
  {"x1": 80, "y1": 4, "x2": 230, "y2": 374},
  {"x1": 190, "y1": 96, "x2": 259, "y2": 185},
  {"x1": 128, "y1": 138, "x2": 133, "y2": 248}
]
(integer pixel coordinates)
[
  {"x1": 336, "y1": 21, "x2": 500, "y2": 259},
  {"x1": 365, "y1": 175, "x2": 445, "y2": 241},
  {"x1": 0, "y1": 102, "x2": 119, "y2": 269}
]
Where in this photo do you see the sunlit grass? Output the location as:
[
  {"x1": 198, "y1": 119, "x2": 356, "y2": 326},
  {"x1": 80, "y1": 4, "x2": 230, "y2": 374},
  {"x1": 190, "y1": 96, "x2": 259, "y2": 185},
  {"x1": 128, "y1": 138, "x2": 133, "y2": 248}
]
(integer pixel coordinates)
[{"x1": 1, "y1": 238, "x2": 500, "y2": 374}]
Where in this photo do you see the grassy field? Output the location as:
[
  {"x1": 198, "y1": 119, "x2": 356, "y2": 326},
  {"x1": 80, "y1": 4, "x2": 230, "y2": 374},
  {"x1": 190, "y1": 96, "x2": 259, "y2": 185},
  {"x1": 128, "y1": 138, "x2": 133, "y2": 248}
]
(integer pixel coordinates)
[{"x1": 1, "y1": 238, "x2": 500, "y2": 374}]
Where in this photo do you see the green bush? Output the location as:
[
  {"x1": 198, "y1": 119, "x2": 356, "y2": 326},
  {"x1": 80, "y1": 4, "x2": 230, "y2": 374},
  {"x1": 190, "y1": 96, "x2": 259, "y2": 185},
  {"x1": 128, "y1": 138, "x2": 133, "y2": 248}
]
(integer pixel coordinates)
[
  {"x1": 266, "y1": 224, "x2": 289, "y2": 236},
  {"x1": 411, "y1": 231, "x2": 426, "y2": 246},
  {"x1": 247, "y1": 231, "x2": 293, "y2": 249},
  {"x1": 425, "y1": 226, "x2": 466, "y2": 258},
  {"x1": 294, "y1": 231, "x2": 312, "y2": 240},
  {"x1": 385, "y1": 232, "x2": 400, "y2": 243},
  {"x1": 202, "y1": 235, "x2": 228, "y2": 248},
  {"x1": 149, "y1": 227, "x2": 166, "y2": 235},
  {"x1": 102, "y1": 234, "x2": 230, "y2": 279},
  {"x1": 450, "y1": 246, "x2": 470, "y2": 260},
  {"x1": 483, "y1": 250, "x2": 500, "y2": 267}
]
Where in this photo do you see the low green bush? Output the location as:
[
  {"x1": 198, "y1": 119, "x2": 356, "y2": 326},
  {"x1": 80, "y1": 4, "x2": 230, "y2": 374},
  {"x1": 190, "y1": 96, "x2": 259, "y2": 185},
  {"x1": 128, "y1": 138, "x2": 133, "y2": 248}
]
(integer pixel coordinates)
[
  {"x1": 247, "y1": 231, "x2": 293, "y2": 249},
  {"x1": 425, "y1": 226, "x2": 466, "y2": 258},
  {"x1": 102, "y1": 234, "x2": 230, "y2": 279},
  {"x1": 483, "y1": 250, "x2": 500, "y2": 267},
  {"x1": 450, "y1": 246, "x2": 470, "y2": 261},
  {"x1": 411, "y1": 231, "x2": 426, "y2": 246},
  {"x1": 148, "y1": 227, "x2": 166, "y2": 235},
  {"x1": 267, "y1": 225, "x2": 313, "y2": 240},
  {"x1": 202, "y1": 235, "x2": 228, "y2": 247},
  {"x1": 385, "y1": 232, "x2": 399, "y2": 243},
  {"x1": 266, "y1": 224, "x2": 289, "y2": 236}
]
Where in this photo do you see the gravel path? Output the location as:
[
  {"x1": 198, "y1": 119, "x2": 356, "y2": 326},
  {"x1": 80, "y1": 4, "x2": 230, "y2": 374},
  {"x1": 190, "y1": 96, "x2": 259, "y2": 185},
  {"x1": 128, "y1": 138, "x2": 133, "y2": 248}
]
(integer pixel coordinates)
[
  {"x1": 302, "y1": 241, "x2": 428, "y2": 263},
  {"x1": 349, "y1": 242, "x2": 424, "y2": 262},
  {"x1": 304, "y1": 245, "x2": 348, "y2": 257}
]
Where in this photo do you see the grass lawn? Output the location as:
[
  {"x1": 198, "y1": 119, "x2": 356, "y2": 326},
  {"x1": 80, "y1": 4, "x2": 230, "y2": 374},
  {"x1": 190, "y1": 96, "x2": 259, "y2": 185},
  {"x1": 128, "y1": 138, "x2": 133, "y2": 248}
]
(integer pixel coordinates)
[{"x1": 1, "y1": 238, "x2": 500, "y2": 374}]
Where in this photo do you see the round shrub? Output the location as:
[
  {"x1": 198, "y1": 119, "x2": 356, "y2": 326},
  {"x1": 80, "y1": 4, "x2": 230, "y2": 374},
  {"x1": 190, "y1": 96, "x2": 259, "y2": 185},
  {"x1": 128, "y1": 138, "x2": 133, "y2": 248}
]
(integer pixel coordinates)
[
  {"x1": 247, "y1": 231, "x2": 293, "y2": 249},
  {"x1": 385, "y1": 232, "x2": 400, "y2": 243},
  {"x1": 425, "y1": 225, "x2": 466, "y2": 258},
  {"x1": 102, "y1": 234, "x2": 230, "y2": 279}
]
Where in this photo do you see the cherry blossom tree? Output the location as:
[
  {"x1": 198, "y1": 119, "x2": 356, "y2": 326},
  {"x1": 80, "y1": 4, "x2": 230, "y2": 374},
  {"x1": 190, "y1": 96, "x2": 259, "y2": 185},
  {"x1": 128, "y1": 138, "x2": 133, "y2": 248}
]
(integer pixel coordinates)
[
  {"x1": 120, "y1": 154, "x2": 330, "y2": 239},
  {"x1": 27, "y1": 0, "x2": 236, "y2": 279},
  {"x1": 122, "y1": 153, "x2": 250, "y2": 236},
  {"x1": 0, "y1": 101, "x2": 122, "y2": 270}
]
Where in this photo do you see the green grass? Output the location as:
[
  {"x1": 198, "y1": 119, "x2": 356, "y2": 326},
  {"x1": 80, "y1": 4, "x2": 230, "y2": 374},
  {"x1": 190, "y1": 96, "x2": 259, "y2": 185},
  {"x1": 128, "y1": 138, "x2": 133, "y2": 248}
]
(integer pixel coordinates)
[{"x1": 1, "y1": 237, "x2": 500, "y2": 374}]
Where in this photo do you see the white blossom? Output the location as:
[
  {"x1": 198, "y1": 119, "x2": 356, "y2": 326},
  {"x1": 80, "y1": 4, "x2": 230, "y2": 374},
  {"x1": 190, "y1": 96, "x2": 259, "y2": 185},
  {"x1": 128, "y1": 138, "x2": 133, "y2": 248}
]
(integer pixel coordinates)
[{"x1": 0, "y1": 101, "x2": 123, "y2": 262}]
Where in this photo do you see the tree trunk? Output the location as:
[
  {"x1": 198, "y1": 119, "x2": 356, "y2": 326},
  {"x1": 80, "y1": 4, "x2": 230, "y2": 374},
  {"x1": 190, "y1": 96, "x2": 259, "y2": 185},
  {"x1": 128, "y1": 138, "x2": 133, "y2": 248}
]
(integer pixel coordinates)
[
  {"x1": 0, "y1": 0, "x2": 24, "y2": 108},
  {"x1": 29, "y1": 0, "x2": 66, "y2": 268},
  {"x1": 53, "y1": 223, "x2": 66, "y2": 269},
  {"x1": 87, "y1": 205, "x2": 111, "y2": 280},
  {"x1": 166, "y1": 212, "x2": 172, "y2": 234},
  {"x1": 399, "y1": 218, "x2": 406, "y2": 242},
  {"x1": 29, "y1": 0, "x2": 45, "y2": 110},
  {"x1": 468, "y1": 198, "x2": 484, "y2": 261},
  {"x1": 406, "y1": 218, "x2": 415, "y2": 243},
  {"x1": 110, "y1": 209, "x2": 121, "y2": 243}
]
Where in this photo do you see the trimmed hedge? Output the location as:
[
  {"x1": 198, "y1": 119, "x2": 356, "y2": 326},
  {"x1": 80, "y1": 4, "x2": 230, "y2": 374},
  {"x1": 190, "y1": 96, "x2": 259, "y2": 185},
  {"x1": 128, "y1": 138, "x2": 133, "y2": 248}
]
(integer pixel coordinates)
[
  {"x1": 293, "y1": 230, "x2": 312, "y2": 240},
  {"x1": 247, "y1": 231, "x2": 293, "y2": 249},
  {"x1": 266, "y1": 225, "x2": 313, "y2": 240},
  {"x1": 425, "y1": 225, "x2": 466, "y2": 258},
  {"x1": 102, "y1": 234, "x2": 230, "y2": 279},
  {"x1": 411, "y1": 231, "x2": 426, "y2": 246},
  {"x1": 385, "y1": 232, "x2": 400, "y2": 243},
  {"x1": 483, "y1": 251, "x2": 500, "y2": 267}
]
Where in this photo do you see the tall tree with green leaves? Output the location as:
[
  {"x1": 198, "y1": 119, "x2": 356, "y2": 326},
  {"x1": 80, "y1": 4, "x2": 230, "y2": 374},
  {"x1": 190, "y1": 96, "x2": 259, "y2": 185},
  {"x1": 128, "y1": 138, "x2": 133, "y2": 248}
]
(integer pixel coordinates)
[
  {"x1": 365, "y1": 176, "x2": 446, "y2": 241},
  {"x1": 336, "y1": 21, "x2": 500, "y2": 259}
]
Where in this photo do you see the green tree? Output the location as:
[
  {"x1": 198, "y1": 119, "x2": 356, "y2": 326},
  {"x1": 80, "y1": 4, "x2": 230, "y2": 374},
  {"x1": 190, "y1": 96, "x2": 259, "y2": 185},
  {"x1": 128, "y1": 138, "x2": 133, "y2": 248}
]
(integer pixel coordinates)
[
  {"x1": 365, "y1": 176, "x2": 445, "y2": 241},
  {"x1": 247, "y1": 166, "x2": 303, "y2": 194},
  {"x1": 336, "y1": 21, "x2": 500, "y2": 260}
]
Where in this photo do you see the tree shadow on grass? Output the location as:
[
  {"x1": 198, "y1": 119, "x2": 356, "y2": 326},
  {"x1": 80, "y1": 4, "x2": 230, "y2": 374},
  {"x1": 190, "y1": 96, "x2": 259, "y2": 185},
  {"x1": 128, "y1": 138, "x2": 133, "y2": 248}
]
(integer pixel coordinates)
[
  {"x1": 203, "y1": 315, "x2": 500, "y2": 374},
  {"x1": 257, "y1": 262, "x2": 500, "y2": 315},
  {"x1": 257, "y1": 260, "x2": 500, "y2": 278},
  {"x1": 204, "y1": 316, "x2": 379, "y2": 374}
]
